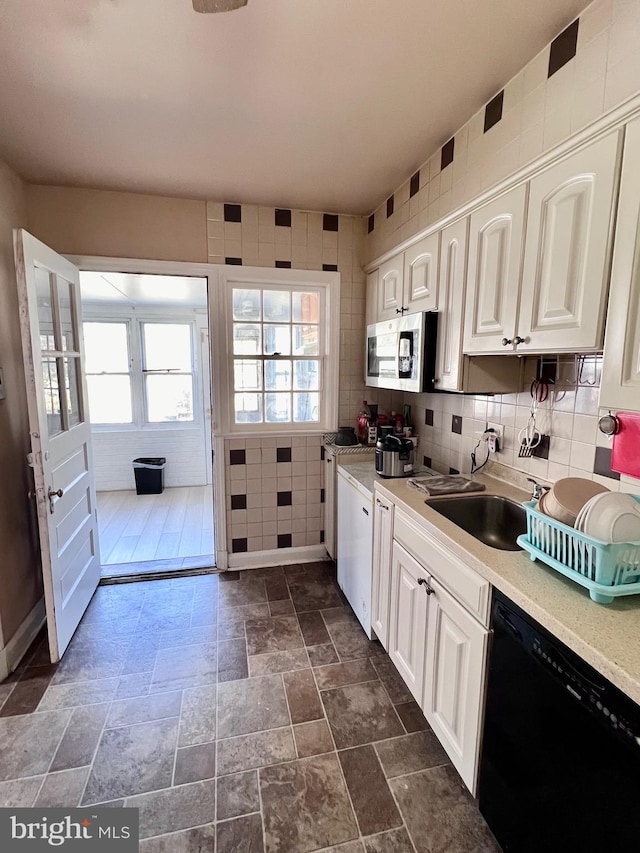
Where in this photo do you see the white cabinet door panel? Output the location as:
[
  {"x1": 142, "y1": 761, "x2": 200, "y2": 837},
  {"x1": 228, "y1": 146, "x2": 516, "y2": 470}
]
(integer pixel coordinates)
[
  {"x1": 435, "y1": 218, "x2": 468, "y2": 391},
  {"x1": 377, "y1": 255, "x2": 404, "y2": 321},
  {"x1": 464, "y1": 184, "x2": 526, "y2": 354},
  {"x1": 404, "y1": 233, "x2": 439, "y2": 313},
  {"x1": 423, "y1": 577, "x2": 488, "y2": 795},
  {"x1": 324, "y1": 451, "x2": 337, "y2": 559},
  {"x1": 389, "y1": 541, "x2": 429, "y2": 701},
  {"x1": 371, "y1": 495, "x2": 394, "y2": 649},
  {"x1": 519, "y1": 132, "x2": 621, "y2": 351}
]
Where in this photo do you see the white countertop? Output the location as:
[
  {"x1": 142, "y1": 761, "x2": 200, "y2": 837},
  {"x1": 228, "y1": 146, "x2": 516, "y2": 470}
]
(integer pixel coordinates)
[{"x1": 372, "y1": 472, "x2": 640, "y2": 706}]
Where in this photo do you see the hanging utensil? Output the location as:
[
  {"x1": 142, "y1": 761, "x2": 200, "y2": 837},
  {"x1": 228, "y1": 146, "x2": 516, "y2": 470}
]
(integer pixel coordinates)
[{"x1": 518, "y1": 381, "x2": 545, "y2": 457}]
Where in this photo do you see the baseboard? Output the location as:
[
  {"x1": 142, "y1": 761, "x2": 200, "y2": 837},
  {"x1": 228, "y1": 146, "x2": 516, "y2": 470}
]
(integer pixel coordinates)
[
  {"x1": 0, "y1": 597, "x2": 46, "y2": 681},
  {"x1": 228, "y1": 544, "x2": 328, "y2": 570}
]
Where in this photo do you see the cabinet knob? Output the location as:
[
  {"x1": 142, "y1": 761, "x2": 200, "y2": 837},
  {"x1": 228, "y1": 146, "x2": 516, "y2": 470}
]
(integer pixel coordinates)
[
  {"x1": 395, "y1": 308, "x2": 403, "y2": 314},
  {"x1": 501, "y1": 338, "x2": 512, "y2": 346},
  {"x1": 514, "y1": 335, "x2": 526, "y2": 346},
  {"x1": 417, "y1": 577, "x2": 435, "y2": 595}
]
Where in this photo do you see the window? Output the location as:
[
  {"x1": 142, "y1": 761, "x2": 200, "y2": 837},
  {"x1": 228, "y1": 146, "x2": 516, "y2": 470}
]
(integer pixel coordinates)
[
  {"x1": 82, "y1": 319, "x2": 197, "y2": 428},
  {"x1": 218, "y1": 271, "x2": 339, "y2": 433}
]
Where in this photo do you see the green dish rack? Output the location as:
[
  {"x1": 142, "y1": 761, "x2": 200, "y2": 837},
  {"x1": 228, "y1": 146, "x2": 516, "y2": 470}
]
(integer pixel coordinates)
[{"x1": 517, "y1": 498, "x2": 640, "y2": 604}]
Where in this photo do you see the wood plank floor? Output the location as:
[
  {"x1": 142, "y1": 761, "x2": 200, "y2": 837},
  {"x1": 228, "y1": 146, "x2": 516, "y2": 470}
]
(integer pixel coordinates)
[{"x1": 96, "y1": 486, "x2": 214, "y2": 567}]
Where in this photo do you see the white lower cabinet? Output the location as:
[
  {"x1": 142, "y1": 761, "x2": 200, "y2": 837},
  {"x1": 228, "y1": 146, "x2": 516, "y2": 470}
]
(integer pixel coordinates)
[
  {"x1": 373, "y1": 501, "x2": 489, "y2": 794},
  {"x1": 336, "y1": 470, "x2": 373, "y2": 638},
  {"x1": 423, "y1": 575, "x2": 489, "y2": 793},
  {"x1": 371, "y1": 495, "x2": 394, "y2": 649}
]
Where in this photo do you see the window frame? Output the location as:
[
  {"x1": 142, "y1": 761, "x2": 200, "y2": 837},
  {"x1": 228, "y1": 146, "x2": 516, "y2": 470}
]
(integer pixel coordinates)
[
  {"x1": 214, "y1": 266, "x2": 340, "y2": 435},
  {"x1": 83, "y1": 319, "x2": 134, "y2": 427}
]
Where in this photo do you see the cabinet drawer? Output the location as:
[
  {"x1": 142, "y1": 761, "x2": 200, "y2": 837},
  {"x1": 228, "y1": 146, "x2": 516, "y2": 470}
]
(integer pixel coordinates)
[{"x1": 394, "y1": 509, "x2": 490, "y2": 626}]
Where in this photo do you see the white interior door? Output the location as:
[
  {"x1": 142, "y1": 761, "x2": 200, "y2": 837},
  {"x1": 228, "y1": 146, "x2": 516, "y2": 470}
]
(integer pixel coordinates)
[{"x1": 14, "y1": 229, "x2": 101, "y2": 662}]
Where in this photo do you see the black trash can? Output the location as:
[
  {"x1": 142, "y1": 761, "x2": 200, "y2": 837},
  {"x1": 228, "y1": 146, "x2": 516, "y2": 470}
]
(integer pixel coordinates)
[{"x1": 133, "y1": 457, "x2": 167, "y2": 495}]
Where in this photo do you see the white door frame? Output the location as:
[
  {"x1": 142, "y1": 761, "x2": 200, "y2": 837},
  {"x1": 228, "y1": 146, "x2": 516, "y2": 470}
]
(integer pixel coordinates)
[{"x1": 67, "y1": 255, "x2": 227, "y2": 570}]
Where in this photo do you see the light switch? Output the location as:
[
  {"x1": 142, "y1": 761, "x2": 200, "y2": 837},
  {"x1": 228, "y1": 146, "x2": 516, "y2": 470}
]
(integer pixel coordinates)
[{"x1": 0, "y1": 368, "x2": 5, "y2": 400}]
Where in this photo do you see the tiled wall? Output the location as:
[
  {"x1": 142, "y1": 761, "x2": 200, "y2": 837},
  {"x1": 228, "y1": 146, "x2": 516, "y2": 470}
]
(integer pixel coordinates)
[
  {"x1": 224, "y1": 435, "x2": 323, "y2": 554},
  {"x1": 364, "y1": 0, "x2": 640, "y2": 263}
]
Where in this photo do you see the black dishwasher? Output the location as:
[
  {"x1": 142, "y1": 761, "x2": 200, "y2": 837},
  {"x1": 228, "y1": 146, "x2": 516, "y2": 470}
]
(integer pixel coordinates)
[{"x1": 479, "y1": 590, "x2": 640, "y2": 853}]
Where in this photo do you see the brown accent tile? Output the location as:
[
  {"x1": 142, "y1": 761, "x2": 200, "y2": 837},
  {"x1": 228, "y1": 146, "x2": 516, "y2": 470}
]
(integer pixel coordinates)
[
  {"x1": 51, "y1": 702, "x2": 110, "y2": 772},
  {"x1": 245, "y1": 616, "x2": 304, "y2": 655},
  {"x1": 395, "y1": 699, "x2": 429, "y2": 733},
  {"x1": 390, "y1": 765, "x2": 500, "y2": 852},
  {"x1": 321, "y1": 682, "x2": 404, "y2": 749},
  {"x1": 370, "y1": 656, "x2": 413, "y2": 704},
  {"x1": 294, "y1": 720, "x2": 334, "y2": 758},
  {"x1": 298, "y1": 611, "x2": 331, "y2": 646},
  {"x1": 178, "y1": 684, "x2": 216, "y2": 747},
  {"x1": 260, "y1": 753, "x2": 358, "y2": 852},
  {"x1": 174, "y1": 742, "x2": 216, "y2": 785},
  {"x1": 326, "y1": 621, "x2": 385, "y2": 662},
  {"x1": 307, "y1": 644, "x2": 339, "y2": 666},
  {"x1": 338, "y1": 745, "x2": 402, "y2": 836},
  {"x1": 106, "y1": 691, "x2": 181, "y2": 729},
  {"x1": 217, "y1": 728, "x2": 296, "y2": 776},
  {"x1": 217, "y1": 675, "x2": 289, "y2": 739},
  {"x1": 127, "y1": 779, "x2": 217, "y2": 839},
  {"x1": 217, "y1": 813, "x2": 264, "y2": 853},
  {"x1": 217, "y1": 638, "x2": 249, "y2": 683},
  {"x1": 216, "y1": 769, "x2": 260, "y2": 821},
  {"x1": 248, "y1": 648, "x2": 309, "y2": 677},
  {"x1": 0, "y1": 666, "x2": 57, "y2": 717},
  {"x1": 269, "y1": 599, "x2": 295, "y2": 616},
  {"x1": 363, "y1": 827, "x2": 414, "y2": 852},
  {"x1": 34, "y1": 767, "x2": 89, "y2": 808},
  {"x1": 139, "y1": 824, "x2": 216, "y2": 852},
  {"x1": 265, "y1": 576, "x2": 290, "y2": 601},
  {"x1": 283, "y1": 669, "x2": 323, "y2": 724},
  {"x1": 314, "y1": 659, "x2": 379, "y2": 691},
  {"x1": 288, "y1": 576, "x2": 343, "y2": 612},
  {"x1": 374, "y1": 731, "x2": 449, "y2": 778}
]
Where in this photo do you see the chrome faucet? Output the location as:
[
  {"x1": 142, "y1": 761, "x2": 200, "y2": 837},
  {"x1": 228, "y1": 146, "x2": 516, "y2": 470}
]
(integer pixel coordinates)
[{"x1": 527, "y1": 478, "x2": 551, "y2": 500}]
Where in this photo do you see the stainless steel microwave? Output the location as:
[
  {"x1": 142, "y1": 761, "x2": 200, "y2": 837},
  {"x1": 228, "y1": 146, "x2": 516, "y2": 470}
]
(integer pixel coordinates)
[{"x1": 365, "y1": 312, "x2": 438, "y2": 393}]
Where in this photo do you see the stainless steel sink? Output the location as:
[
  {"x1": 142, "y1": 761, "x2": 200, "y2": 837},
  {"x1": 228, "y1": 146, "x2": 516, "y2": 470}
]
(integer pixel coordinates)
[{"x1": 424, "y1": 494, "x2": 527, "y2": 550}]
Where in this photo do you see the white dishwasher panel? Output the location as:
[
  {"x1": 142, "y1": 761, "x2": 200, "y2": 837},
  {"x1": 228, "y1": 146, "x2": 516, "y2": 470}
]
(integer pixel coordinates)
[{"x1": 337, "y1": 470, "x2": 373, "y2": 638}]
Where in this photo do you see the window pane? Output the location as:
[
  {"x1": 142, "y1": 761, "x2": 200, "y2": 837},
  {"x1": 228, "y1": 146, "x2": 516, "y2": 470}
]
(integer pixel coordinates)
[
  {"x1": 42, "y1": 357, "x2": 63, "y2": 436},
  {"x1": 84, "y1": 323, "x2": 129, "y2": 373},
  {"x1": 86, "y1": 375, "x2": 132, "y2": 424},
  {"x1": 144, "y1": 324, "x2": 191, "y2": 371},
  {"x1": 235, "y1": 393, "x2": 262, "y2": 423},
  {"x1": 263, "y1": 325, "x2": 291, "y2": 355},
  {"x1": 265, "y1": 359, "x2": 291, "y2": 391},
  {"x1": 233, "y1": 289, "x2": 261, "y2": 321},
  {"x1": 36, "y1": 267, "x2": 56, "y2": 351},
  {"x1": 266, "y1": 393, "x2": 291, "y2": 423},
  {"x1": 294, "y1": 392, "x2": 319, "y2": 422},
  {"x1": 263, "y1": 290, "x2": 290, "y2": 322},
  {"x1": 63, "y1": 357, "x2": 83, "y2": 427},
  {"x1": 234, "y1": 359, "x2": 262, "y2": 391},
  {"x1": 292, "y1": 292, "x2": 319, "y2": 323},
  {"x1": 233, "y1": 323, "x2": 261, "y2": 355},
  {"x1": 57, "y1": 277, "x2": 78, "y2": 352},
  {"x1": 146, "y1": 375, "x2": 193, "y2": 422},
  {"x1": 293, "y1": 360, "x2": 319, "y2": 391},
  {"x1": 292, "y1": 325, "x2": 319, "y2": 356}
]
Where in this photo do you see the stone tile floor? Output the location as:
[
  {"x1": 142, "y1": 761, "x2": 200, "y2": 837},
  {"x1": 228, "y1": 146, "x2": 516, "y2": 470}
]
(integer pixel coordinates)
[{"x1": 0, "y1": 562, "x2": 501, "y2": 852}]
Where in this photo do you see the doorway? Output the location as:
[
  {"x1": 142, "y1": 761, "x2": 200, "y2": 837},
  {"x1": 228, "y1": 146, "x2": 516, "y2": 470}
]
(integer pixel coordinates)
[{"x1": 79, "y1": 271, "x2": 215, "y2": 579}]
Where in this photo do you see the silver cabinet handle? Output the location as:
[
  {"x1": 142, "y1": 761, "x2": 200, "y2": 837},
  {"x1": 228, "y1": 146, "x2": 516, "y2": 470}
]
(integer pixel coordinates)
[
  {"x1": 362, "y1": 507, "x2": 369, "y2": 516},
  {"x1": 417, "y1": 577, "x2": 435, "y2": 595},
  {"x1": 376, "y1": 498, "x2": 389, "y2": 510}
]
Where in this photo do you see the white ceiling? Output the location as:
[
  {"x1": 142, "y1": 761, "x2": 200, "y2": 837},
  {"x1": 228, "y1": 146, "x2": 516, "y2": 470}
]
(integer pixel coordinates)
[
  {"x1": 80, "y1": 271, "x2": 208, "y2": 307},
  {"x1": 0, "y1": 0, "x2": 588, "y2": 215}
]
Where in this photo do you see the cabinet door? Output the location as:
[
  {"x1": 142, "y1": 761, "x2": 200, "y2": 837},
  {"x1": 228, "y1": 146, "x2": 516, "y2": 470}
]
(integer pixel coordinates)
[
  {"x1": 601, "y1": 119, "x2": 640, "y2": 411},
  {"x1": 434, "y1": 218, "x2": 468, "y2": 391},
  {"x1": 366, "y1": 270, "x2": 379, "y2": 328},
  {"x1": 371, "y1": 495, "x2": 395, "y2": 649},
  {"x1": 463, "y1": 184, "x2": 527, "y2": 354},
  {"x1": 519, "y1": 131, "x2": 621, "y2": 352},
  {"x1": 404, "y1": 233, "x2": 439, "y2": 313},
  {"x1": 388, "y1": 541, "x2": 429, "y2": 702},
  {"x1": 336, "y1": 472, "x2": 373, "y2": 638},
  {"x1": 324, "y1": 452, "x2": 337, "y2": 559},
  {"x1": 423, "y1": 576, "x2": 488, "y2": 795},
  {"x1": 377, "y1": 254, "x2": 404, "y2": 321}
]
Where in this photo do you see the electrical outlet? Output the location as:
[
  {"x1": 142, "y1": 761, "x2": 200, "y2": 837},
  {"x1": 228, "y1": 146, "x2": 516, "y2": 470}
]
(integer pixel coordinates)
[{"x1": 487, "y1": 422, "x2": 503, "y2": 453}]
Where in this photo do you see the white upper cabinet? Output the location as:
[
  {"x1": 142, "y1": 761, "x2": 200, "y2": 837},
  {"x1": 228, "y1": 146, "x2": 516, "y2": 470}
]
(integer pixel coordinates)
[
  {"x1": 372, "y1": 233, "x2": 439, "y2": 323},
  {"x1": 601, "y1": 117, "x2": 640, "y2": 411},
  {"x1": 366, "y1": 269, "x2": 379, "y2": 328},
  {"x1": 519, "y1": 131, "x2": 621, "y2": 352},
  {"x1": 463, "y1": 185, "x2": 527, "y2": 354},
  {"x1": 434, "y1": 218, "x2": 469, "y2": 391}
]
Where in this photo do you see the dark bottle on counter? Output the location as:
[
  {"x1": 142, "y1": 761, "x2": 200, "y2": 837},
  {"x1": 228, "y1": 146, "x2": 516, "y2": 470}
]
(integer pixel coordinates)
[{"x1": 356, "y1": 401, "x2": 371, "y2": 444}]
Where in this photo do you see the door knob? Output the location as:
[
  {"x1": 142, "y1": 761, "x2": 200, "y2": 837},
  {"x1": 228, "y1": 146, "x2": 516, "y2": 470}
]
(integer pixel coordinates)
[
  {"x1": 47, "y1": 487, "x2": 63, "y2": 514},
  {"x1": 501, "y1": 338, "x2": 512, "y2": 346}
]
